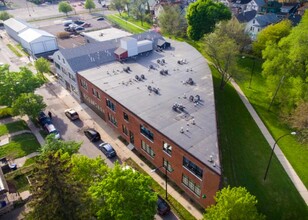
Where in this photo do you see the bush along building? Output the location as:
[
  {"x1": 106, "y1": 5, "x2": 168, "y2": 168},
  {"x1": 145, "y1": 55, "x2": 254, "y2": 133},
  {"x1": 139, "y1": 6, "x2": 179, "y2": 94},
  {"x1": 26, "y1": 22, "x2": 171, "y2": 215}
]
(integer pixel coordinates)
[{"x1": 53, "y1": 29, "x2": 221, "y2": 208}]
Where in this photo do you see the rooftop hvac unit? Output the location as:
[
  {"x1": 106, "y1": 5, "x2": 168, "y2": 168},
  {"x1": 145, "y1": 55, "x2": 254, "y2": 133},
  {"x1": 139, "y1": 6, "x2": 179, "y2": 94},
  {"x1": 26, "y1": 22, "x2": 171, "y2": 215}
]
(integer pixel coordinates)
[{"x1": 141, "y1": 74, "x2": 145, "y2": 80}]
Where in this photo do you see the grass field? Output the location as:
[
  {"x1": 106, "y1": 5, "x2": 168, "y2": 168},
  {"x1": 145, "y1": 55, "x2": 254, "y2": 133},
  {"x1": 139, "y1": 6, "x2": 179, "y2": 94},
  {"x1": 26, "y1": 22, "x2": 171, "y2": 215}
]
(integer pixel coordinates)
[
  {"x1": 0, "y1": 133, "x2": 40, "y2": 159},
  {"x1": 106, "y1": 14, "x2": 146, "y2": 34},
  {"x1": 0, "y1": 120, "x2": 29, "y2": 136},
  {"x1": 235, "y1": 56, "x2": 308, "y2": 189},
  {"x1": 212, "y1": 66, "x2": 308, "y2": 219}
]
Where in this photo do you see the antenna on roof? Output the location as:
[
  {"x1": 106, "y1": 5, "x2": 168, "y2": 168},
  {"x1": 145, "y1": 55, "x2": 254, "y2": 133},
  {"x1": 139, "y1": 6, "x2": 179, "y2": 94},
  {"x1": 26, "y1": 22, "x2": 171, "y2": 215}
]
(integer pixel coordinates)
[{"x1": 180, "y1": 127, "x2": 184, "y2": 133}]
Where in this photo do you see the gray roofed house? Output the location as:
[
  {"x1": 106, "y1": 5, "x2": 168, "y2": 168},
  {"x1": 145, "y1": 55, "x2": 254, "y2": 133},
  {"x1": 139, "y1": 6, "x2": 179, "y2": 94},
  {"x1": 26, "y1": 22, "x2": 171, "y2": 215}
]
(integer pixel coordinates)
[
  {"x1": 236, "y1": 10, "x2": 257, "y2": 23},
  {"x1": 231, "y1": 0, "x2": 265, "y2": 13},
  {"x1": 246, "y1": 13, "x2": 281, "y2": 40}
]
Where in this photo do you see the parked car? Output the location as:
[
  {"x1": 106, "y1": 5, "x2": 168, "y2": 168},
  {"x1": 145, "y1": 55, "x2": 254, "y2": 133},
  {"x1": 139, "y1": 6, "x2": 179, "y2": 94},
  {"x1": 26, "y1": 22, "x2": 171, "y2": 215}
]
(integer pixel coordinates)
[
  {"x1": 63, "y1": 20, "x2": 73, "y2": 26},
  {"x1": 73, "y1": 20, "x2": 85, "y2": 25},
  {"x1": 98, "y1": 143, "x2": 116, "y2": 158},
  {"x1": 74, "y1": 26, "x2": 85, "y2": 31},
  {"x1": 38, "y1": 112, "x2": 51, "y2": 126},
  {"x1": 84, "y1": 129, "x2": 101, "y2": 142},
  {"x1": 44, "y1": 124, "x2": 61, "y2": 139},
  {"x1": 157, "y1": 195, "x2": 170, "y2": 216},
  {"x1": 97, "y1": 17, "x2": 105, "y2": 21},
  {"x1": 64, "y1": 109, "x2": 79, "y2": 121}
]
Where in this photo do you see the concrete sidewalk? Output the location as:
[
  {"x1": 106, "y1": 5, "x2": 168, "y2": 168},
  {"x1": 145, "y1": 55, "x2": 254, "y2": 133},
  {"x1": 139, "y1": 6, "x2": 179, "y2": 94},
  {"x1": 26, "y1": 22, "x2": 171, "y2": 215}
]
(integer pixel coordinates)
[
  {"x1": 43, "y1": 75, "x2": 204, "y2": 219},
  {"x1": 231, "y1": 79, "x2": 308, "y2": 205}
]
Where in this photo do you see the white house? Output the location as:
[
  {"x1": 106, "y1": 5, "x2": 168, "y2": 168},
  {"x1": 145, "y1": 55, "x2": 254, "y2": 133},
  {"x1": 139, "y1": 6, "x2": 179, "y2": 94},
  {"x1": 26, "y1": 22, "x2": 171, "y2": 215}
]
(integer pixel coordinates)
[
  {"x1": 231, "y1": 0, "x2": 265, "y2": 13},
  {"x1": 3, "y1": 18, "x2": 30, "y2": 42},
  {"x1": 245, "y1": 13, "x2": 281, "y2": 40},
  {"x1": 18, "y1": 28, "x2": 58, "y2": 55}
]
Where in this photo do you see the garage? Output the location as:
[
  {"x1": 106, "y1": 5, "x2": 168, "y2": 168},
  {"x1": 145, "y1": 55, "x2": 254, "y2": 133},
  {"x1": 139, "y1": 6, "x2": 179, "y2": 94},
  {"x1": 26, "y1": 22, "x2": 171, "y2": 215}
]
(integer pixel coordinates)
[
  {"x1": 18, "y1": 28, "x2": 58, "y2": 55},
  {"x1": 3, "y1": 18, "x2": 30, "y2": 42}
]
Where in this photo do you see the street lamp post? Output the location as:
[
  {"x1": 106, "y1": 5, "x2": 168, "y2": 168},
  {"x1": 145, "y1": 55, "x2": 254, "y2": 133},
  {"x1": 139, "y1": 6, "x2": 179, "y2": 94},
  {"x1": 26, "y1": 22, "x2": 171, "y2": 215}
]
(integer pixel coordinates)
[
  {"x1": 263, "y1": 132, "x2": 296, "y2": 181},
  {"x1": 151, "y1": 165, "x2": 170, "y2": 200}
]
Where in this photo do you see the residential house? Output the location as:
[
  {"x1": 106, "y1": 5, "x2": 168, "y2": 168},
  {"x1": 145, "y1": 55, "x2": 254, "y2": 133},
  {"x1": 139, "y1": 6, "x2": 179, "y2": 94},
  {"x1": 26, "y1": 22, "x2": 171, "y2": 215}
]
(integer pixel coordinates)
[
  {"x1": 246, "y1": 13, "x2": 281, "y2": 40},
  {"x1": 231, "y1": 0, "x2": 265, "y2": 14}
]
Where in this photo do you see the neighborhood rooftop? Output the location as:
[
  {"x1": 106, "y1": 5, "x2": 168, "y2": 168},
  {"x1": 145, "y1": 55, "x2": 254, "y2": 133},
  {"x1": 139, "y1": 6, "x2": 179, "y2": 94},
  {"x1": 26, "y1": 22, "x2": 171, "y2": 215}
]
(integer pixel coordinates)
[{"x1": 79, "y1": 40, "x2": 220, "y2": 174}]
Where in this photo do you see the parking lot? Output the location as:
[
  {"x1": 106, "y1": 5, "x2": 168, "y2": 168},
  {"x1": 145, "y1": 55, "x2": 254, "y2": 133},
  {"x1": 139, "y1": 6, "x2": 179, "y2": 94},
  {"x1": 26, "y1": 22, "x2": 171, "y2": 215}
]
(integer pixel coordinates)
[{"x1": 38, "y1": 14, "x2": 111, "y2": 49}]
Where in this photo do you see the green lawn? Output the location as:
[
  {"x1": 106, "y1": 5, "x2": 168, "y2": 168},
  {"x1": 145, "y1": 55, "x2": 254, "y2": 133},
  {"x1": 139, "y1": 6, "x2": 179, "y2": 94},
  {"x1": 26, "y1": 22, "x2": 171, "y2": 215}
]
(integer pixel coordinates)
[
  {"x1": 0, "y1": 120, "x2": 29, "y2": 136},
  {"x1": 212, "y1": 66, "x2": 308, "y2": 219},
  {"x1": 7, "y1": 44, "x2": 23, "y2": 57},
  {"x1": 235, "y1": 56, "x2": 308, "y2": 189},
  {"x1": 0, "y1": 133, "x2": 40, "y2": 159},
  {"x1": 106, "y1": 14, "x2": 146, "y2": 34}
]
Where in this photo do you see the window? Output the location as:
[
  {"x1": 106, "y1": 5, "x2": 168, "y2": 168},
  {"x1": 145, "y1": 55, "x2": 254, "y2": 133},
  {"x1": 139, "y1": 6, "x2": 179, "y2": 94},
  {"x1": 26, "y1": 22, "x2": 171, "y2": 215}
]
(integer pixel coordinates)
[
  {"x1": 141, "y1": 140, "x2": 155, "y2": 158},
  {"x1": 253, "y1": 19, "x2": 255, "y2": 24},
  {"x1": 57, "y1": 55, "x2": 60, "y2": 60},
  {"x1": 140, "y1": 125, "x2": 154, "y2": 141},
  {"x1": 163, "y1": 142, "x2": 172, "y2": 155},
  {"x1": 183, "y1": 157, "x2": 203, "y2": 179},
  {"x1": 71, "y1": 85, "x2": 76, "y2": 93},
  {"x1": 163, "y1": 158, "x2": 173, "y2": 172},
  {"x1": 55, "y1": 62, "x2": 60, "y2": 69},
  {"x1": 106, "y1": 99, "x2": 115, "y2": 111},
  {"x1": 69, "y1": 73, "x2": 76, "y2": 82},
  {"x1": 182, "y1": 174, "x2": 201, "y2": 196},
  {"x1": 62, "y1": 58, "x2": 65, "y2": 64},
  {"x1": 108, "y1": 113, "x2": 117, "y2": 127},
  {"x1": 80, "y1": 79, "x2": 88, "y2": 90},
  {"x1": 92, "y1": 88, "x2": 101, "y2": 99},
  {"x1": 62, "y1": 67, "x2": 67, "y2": 75},
  {"x1": 122, "y1": 124, "x2": 128, "y2": 135},
  {"x1": 123, "y1": 112, "x2": 129, "y2": 121}
]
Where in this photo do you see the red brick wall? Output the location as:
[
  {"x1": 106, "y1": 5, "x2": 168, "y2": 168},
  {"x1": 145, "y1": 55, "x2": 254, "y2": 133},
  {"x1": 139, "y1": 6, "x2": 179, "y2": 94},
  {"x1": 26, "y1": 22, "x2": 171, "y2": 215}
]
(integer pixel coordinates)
[{"x1": 77, "y1": 74, "x2": 221, "y2": 208}]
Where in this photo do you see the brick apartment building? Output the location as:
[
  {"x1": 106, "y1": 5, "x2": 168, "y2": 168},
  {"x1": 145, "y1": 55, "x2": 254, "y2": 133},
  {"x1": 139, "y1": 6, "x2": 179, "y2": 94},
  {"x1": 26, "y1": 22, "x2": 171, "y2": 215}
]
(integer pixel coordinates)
[{"x1": 74, "y1": 38, "x2": 221, "y2": 208}]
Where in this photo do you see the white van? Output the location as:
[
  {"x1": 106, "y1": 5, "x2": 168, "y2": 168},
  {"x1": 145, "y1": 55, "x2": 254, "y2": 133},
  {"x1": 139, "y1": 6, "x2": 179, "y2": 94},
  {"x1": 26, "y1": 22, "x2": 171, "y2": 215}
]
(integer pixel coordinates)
[
  {"x1": 63, "y1": 20, "x2": 73, "y2": 27},
  {"x1": 44, "y1": 124, "x2": 61, "y2": 139}
]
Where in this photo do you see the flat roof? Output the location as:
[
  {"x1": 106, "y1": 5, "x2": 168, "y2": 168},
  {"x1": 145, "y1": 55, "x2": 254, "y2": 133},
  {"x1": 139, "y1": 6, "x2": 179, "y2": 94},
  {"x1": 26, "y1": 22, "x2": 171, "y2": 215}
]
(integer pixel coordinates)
[
  {"x1": 82, "y1": 28, "x2": 132, "y2": 42},
  {"x1": 79, "y1": 40, "x2": 220, "y2": 174}
]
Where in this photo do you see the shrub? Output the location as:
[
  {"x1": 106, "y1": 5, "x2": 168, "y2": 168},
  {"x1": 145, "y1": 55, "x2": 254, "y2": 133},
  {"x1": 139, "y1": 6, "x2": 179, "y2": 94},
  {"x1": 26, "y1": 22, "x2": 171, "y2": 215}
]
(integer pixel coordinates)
[
  {"x1": 57, "y1": 32, "x2": 71, "y2": 39},
  {"x1": 0, "y1": 107, "x2": 13, "y2": 119},
  {"x1": 0, "y1": 11, "x2": 12, "y2": 21}
]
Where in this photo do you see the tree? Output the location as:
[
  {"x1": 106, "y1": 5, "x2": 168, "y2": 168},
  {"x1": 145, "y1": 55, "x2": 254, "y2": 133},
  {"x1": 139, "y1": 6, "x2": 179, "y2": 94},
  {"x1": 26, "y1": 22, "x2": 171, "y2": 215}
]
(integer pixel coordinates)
[
  {"x1": 0, "y1": 0, "x2": 6, "y2": 7},
  {"x1": 288, "y1": 102, "x2": 308, "y2": 143},
  {"x1": 40, "y1": 135, "x2": 81, "y2": 156},
  {"x1": 34, "y1": 57, "x2": 50, "y2": 80},
  {"x1": 90, "y1": 163, "x2": 157, "y2": 219},
  {"x1": 158, "y1": 5, "x2": 187, "y2": 37},
  {"x1": 58, "y1": 1, "x2": 73, "y2": 16},
  {"x1": 0, "y1": 11, "x2": 12, "y2": 20},
  {"x1": 0, "y1": 67, "x2": 43, "y2": 106},
  {"x1": 204, "y1": 186, "x2": 265, "y2": 220},
  {"x1": 130, "y1": 0, "x2": 150, "y2": 26},
  {"x1": 25, "y1": 151, "x2": 88, "y2": 220},
  {"x1": 110, "y1": 0, "x2": 126, "y2": 16},
  {"x1": 204, "y1": 31, "x2": 239, "y2": 89},
  {"x1": 186, "y1": 0, "x2": 231, "y2": 41},
  {"x1": 215, "y1": 17, "x2": 251, "y2": 52},
  {"x1": 85, "y1": 0, "x2": 96, "y2": 13},
  {"x1": 253, "y1": 20, "x2": 292, "y2": 57},
  {"x1": 12, "y1": 93, "x2": 46, "y2": 119}
]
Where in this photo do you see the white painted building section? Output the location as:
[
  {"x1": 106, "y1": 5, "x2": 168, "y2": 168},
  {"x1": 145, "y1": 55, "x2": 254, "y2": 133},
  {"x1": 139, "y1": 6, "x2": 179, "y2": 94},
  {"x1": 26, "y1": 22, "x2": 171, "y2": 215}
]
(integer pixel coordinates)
[
  {"x1": 18, "y1": 29, "x2": 58, "y2": 55},
  {"x1": 121, "y1": 37, "x2": 138, "y2": 57},
  {"x1": 83, "y1": 28, "x2": 132, "y2": 43},
  {"x1": 137, "y1": 40, "x2": 153, "y2": 54},
  {"x1": 3, "y1": 18, "x2": 30, "y2": 42}
]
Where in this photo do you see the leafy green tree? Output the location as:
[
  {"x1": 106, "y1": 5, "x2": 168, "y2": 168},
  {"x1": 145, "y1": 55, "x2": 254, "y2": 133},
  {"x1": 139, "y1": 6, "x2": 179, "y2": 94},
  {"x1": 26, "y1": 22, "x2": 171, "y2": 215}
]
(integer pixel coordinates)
[
  {"x1": 130, "y1": 0, "x2": 150, "y2": 26},
  {"x1": 90, "y1": 163, "x2": 157, "y2": 219},
  {"x1": 110, "y1": 0, "x2": 126, "y2": 16},
  {"x1": 0, "y1": 67, "x2": 43, "y2": 106},
  {"x1": 204, "y1": 186, "x2": 265, "y2": 220},
  {"x1": 253, "y1": 20, "x2": 292, "y2": 57},
  {"x1": 40, "y1": 135, "x2": 81, "y2": 156},
  {"x1": 25, "y1": 151, "x2": 89, "y2": 220},
  {"x1": 85, "y1": 0, "x2": 96, "y2": 12},
  {"x1": 186, "y1": 0, "x2": 231, "y2": 41},
  {"x1": 34, "y1": 57, "x2": 50, "y2": 80},
  {"x1": 12, "y1": 93, "x2": 46, "y2": 119},
  {"x1": 215, "y1": 17, "x2": 251, "y2": 52},
  {"x1": 204, "y1": 31, "x2": 239, "y2": 89},
  {"x1": 158, "y1": 5, "x2": 187, "y2": 37},
  {"x1": 0, "y1": 11, "x2": 12, "y2": 20},
  {"x1": 58, "y1": 1, "x2": 73, "y2": 16}
]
